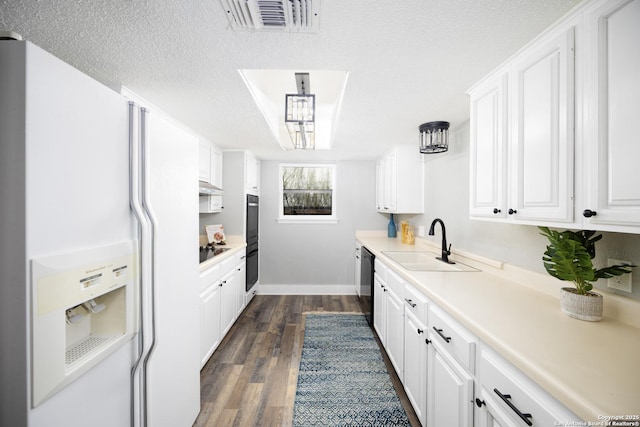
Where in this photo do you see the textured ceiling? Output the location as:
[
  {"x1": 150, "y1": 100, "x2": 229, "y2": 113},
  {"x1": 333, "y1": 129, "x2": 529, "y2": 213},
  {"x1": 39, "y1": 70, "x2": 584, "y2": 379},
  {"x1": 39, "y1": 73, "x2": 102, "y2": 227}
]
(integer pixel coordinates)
[{"x1": 1, "y1": 0, "x2": 583, "y2": 160}]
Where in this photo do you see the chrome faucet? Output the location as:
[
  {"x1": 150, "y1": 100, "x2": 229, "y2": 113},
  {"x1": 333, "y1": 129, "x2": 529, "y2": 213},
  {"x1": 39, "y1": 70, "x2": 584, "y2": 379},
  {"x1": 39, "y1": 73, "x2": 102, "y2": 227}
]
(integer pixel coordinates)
[{"x1": 428, "y1": 218, "x2": 455, "y2": 264}]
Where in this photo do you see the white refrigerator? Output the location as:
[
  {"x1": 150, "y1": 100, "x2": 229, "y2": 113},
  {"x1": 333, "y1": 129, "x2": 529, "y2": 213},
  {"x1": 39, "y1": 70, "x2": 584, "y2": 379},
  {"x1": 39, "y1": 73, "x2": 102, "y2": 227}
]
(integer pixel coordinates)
[{"x1": 0, "y1": 40, "x2": 200, "y2": 426}]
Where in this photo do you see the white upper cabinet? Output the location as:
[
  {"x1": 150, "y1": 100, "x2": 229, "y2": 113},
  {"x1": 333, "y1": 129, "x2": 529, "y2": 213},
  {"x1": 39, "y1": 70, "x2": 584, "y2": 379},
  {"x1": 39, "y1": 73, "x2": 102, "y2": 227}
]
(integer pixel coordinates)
[
  {"x1": 376, "y1": 144, "x2": 424, "y2": 214},
  {"x1": 510, "y1": 27, "x2": 575, "y2": 223},
  {"x1": 199, "y1": 138, "x2": 224, "y2": 213},
  {"x1": 468, "y1": 26, "x2": 575, "y2": 225},
  {"x1": 469, "y1": 72, "x2": 508, "y2": 218},
  {"x1": 582, "y1": 0, "x2": 640, "y2": 231},
  {"x1": 245, "y1": 151, "x2": 260, "y2": 195},
  {"x1": 198, "y1": 138, "x2": 223, "y2": 189},
  {"x1": 470, "y1": 0, "x2": 640, "y2": 233},
  {"x1": 199, "y1": 140, "x2": 212, "y2": 183},
  {"x1": 211, "y1": 149, "x2": 223, "y2": 189}
]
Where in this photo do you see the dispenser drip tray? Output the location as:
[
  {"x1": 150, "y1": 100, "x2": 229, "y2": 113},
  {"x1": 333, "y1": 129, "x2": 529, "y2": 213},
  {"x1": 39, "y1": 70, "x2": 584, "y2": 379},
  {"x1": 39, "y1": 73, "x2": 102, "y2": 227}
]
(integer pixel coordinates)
[{"x1": 66, "y1": 335, "x2": 119, "y2": 366}]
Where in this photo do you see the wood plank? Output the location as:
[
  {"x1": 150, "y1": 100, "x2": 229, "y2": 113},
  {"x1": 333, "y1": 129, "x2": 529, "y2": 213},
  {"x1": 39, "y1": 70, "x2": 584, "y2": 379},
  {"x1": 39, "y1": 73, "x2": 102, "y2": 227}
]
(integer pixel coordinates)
[{"x1": 193, "y1": 295, "x2": 420, "y2": 427}]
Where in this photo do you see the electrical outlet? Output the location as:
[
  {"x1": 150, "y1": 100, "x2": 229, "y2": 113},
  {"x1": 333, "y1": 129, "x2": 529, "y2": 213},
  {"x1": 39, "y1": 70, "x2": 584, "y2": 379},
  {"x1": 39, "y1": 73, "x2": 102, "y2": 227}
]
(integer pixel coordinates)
[
  {"x1": 607, "y1": 258, "x2": 632, "y2": 293},
  {"x1": 418, "y1": 225, "x2": 425, "y2": 237}
]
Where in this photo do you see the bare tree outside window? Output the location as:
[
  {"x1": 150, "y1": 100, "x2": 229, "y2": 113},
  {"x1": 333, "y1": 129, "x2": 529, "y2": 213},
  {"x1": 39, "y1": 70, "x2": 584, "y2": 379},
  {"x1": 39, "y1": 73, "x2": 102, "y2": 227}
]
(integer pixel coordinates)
[{"x1": 281, "y1": 165, "x2": 334, "y2": 216}]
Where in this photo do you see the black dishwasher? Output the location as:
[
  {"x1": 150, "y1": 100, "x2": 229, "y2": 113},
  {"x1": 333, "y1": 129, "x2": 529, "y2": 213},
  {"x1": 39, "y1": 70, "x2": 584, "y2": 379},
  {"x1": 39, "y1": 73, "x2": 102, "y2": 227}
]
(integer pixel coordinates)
[{"x1": 360, "y1": 246, "x2": 375, "y2": 326}]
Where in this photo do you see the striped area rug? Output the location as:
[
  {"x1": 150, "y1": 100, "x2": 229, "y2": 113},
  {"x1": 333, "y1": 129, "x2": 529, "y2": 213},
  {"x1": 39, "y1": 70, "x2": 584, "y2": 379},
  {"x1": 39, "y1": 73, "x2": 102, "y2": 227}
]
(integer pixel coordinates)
[{"x1": 293, "y1": 314, "x2": 411, "y2": 426}]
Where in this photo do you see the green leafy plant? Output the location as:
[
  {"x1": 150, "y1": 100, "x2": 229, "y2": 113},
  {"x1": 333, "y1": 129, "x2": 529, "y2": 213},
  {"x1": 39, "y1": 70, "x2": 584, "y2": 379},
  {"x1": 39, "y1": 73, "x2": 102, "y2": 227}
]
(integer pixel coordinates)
[{"x1": 539, "y1": 227, "x2": 634, "y2": 295}]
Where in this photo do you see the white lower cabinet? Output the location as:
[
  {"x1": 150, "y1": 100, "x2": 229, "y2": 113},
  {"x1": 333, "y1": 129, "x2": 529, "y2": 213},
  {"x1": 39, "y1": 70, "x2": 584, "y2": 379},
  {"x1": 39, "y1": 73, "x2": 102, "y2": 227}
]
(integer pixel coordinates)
[
  {"x1": 199, "y1": 281, "x2": 221, "y2": 366},
  {"x1": 403, "y1": 308, "x2": 428, "y2": 426},
  {"x1": 354, "y1": 242, "x2": 361, "y2": 296},
  {"x1": 427, "y1": 304, "x2": 476, "y2": 427},
  {"x1": 475, "y1": 386, "x2": 520, "y2": 427},
  {"x1": 385, "y1": 268, "x2": 405, "y2": 375},
  {"x1": 219, "y1": 268, "x2": 237, "y2": 337},
  {"x1": 199, "y1": 250, "x2": 247, "y2": 368},
  {"x1": 428, "y1": 338, "x2": 475, "y2": 427},
  {"x1": 372, "y1": 259, "x2": 581, "y2": 426},
  {"x1": 385, "y1": 286, "x2": 404, "y2": 376},
  {"x1": 476, "y1": 346, "x2": 581, "y2": 426},
  {"x1": 235, "y1": 261, "x2": 246, "y2": 318},
  {"x1": 373, "y1": 261, "x2": 405, "y2": 375},
  {"x1": 373, "y1": 272, "x2": 387, "y2": 345}
]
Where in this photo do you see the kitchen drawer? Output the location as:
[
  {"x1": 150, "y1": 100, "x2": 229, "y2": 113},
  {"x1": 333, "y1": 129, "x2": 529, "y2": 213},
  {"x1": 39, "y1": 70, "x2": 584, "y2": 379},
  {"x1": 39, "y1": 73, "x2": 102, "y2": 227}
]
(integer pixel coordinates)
[
  {"x1": 403, "y1": 283, "x2": 428, "y2": 325},
  {"x1": 386, "y1": 268, "x2": 405, "y2": 299},
  {"x1": 235, "y1": 249, "x2": 246, "y2": 265},
  {"x1": 374, "y1": 259, "x2": 388, "y2": 282},
  {"x1": 477, "y1": 347, "x2": 580, "y2": 426},
  {"x1": 199, "y1": 262, "x2": 220, "y2": 291},
  {"x1": 219, "y1": 256, "x2": 236, "y2": 277},
  {"x1": 428, "y1": 304, "x2": 476, "y2": 373}
]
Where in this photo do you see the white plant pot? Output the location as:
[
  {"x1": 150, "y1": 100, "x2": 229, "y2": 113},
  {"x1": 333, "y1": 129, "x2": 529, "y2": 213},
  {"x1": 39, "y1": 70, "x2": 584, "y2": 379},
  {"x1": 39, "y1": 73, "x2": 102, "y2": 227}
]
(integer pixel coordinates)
[{"x1": 560, "y1": 287, "x2": 603, "y2": 322}]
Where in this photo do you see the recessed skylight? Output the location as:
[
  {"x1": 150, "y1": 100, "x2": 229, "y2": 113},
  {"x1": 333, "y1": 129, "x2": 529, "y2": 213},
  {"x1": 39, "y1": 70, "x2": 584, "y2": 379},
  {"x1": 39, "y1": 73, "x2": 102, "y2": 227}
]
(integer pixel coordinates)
[{"x1": 239, "y1": 69, "x2": 349, "y2": 151}]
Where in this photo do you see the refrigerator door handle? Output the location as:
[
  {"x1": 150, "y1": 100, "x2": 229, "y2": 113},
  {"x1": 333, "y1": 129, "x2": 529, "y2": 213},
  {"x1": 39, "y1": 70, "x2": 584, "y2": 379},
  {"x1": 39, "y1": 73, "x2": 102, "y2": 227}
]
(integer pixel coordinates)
[{"x1": 129, "y1": 103, "x2": 157, "y2": 427}]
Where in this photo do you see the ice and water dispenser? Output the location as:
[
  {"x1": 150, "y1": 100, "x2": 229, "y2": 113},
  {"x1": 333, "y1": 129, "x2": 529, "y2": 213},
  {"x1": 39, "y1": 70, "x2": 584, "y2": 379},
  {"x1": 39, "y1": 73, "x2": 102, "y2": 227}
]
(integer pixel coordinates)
[{"x1": 31, "y1": 240, "x2": 137, "y2": 406}]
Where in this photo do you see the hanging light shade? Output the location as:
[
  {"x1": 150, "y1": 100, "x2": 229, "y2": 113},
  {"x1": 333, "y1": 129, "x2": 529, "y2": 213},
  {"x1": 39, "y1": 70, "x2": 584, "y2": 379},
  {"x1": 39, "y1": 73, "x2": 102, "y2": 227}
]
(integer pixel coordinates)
[
  {"x1": 285, "y1": 93, "x2": 315, "y2": 149},
  {"x1": 419, "y1": 121, "x2": 450, "y2": 154}
]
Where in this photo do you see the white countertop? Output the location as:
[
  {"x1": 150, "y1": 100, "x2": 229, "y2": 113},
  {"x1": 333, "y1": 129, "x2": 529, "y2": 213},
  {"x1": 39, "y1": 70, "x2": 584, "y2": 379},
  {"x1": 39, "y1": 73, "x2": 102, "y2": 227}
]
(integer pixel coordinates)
[
  {"x1": 198, "y1": 236, "x2": 247, "y2": 272},
  {"x1": 356, "y1": 231, "x2": 640, "y2": 422}
]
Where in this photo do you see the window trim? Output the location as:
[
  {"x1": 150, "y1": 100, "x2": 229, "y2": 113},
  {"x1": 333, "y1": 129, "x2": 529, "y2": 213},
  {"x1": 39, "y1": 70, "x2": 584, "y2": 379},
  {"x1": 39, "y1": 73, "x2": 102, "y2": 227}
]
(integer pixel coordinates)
[{"x1": 277, "y1": 163, "x2": 338, "y2": 224}]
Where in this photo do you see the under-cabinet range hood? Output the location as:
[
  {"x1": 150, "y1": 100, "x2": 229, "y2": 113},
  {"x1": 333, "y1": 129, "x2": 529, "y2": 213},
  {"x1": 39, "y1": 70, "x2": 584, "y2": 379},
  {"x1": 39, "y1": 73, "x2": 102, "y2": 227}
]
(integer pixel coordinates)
[{"x1": 199, "y1": 181, "x2": 223, "y2": 195}]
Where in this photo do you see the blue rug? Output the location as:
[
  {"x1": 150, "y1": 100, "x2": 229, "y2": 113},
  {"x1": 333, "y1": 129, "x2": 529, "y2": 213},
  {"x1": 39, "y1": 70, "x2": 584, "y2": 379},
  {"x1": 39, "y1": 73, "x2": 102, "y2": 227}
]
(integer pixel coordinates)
[{"x1": 293, "y1": 314, "x2": 411, "y2": 426}]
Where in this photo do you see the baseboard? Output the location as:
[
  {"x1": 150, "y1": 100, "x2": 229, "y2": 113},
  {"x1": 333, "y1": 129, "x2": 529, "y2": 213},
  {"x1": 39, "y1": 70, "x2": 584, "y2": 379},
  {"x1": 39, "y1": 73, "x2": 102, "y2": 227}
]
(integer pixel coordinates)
[{"x1": 257, "y1": 283, "x2": 358, "y2": 295}]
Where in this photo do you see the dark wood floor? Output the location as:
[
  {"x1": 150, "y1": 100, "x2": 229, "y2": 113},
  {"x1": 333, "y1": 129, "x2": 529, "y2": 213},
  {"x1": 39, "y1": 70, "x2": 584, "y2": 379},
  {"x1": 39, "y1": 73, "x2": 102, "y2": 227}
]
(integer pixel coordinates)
[{"x1": 193, "y1": 294, "x2": 420, "y2": 427}]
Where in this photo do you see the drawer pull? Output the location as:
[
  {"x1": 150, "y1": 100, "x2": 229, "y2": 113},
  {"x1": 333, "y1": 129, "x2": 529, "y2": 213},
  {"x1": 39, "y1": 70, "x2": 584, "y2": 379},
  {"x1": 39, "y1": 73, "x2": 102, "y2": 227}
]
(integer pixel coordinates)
[
  {"x1": 417, "y1": 328, "x2": 424, "y2": 335},
  {"x1": 404, "y1": 298, "x2": 417, "y2": 308},
  {"x1": 425, "y1": 338, "x2": 431, "y2": 345},
  {"x1": 475, "y1": 398, "x2": 485, "y2": 408},
  {"x1": 433, "y1": 327, "x2": 451, "y2": 343},
  {"x1": 494, "y1": 388, "x2": 532, "y2": 426}
]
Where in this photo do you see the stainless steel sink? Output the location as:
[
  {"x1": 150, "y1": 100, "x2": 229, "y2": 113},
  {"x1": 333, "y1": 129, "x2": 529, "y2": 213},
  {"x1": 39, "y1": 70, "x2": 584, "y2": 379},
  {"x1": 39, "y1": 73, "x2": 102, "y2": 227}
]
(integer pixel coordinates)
[{"x1": 382, "y1": 251, "x2": 479, "y2": 272}]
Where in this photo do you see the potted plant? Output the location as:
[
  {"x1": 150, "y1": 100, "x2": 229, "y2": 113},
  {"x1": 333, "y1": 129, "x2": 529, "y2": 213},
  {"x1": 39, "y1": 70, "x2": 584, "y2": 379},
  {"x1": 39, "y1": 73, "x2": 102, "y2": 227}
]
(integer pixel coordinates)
[{"x1": 538, "y1": 226, "x2": 634, "y2": 321}]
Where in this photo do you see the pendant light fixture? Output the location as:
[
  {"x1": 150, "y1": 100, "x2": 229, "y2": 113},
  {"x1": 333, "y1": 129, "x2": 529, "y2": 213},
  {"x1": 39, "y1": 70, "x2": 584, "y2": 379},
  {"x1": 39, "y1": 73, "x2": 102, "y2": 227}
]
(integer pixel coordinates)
[
  {"x1": 285, "y1": 73, "x2": 316, "y2": 149},
  {"x1": 419, "y1": 121, "x2": 450, "y2": 154}
]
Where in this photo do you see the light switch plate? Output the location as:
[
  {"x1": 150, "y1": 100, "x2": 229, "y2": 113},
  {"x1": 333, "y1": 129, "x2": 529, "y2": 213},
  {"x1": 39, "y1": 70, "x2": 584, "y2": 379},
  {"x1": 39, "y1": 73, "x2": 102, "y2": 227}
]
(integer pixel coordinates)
[
  {"x1": 607, "y1": 259, "x2": 632, "y2": 293},
  {"x1": 418, "y1": 225, "x2": 425, "y2": 237}
]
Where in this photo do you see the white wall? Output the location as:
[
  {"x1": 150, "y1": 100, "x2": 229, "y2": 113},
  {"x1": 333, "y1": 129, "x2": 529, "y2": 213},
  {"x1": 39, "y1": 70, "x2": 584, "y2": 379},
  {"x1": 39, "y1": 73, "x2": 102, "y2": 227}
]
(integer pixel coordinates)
[
  {"x1": 402, "y1": 121, "x2": 640, "y2": 301},
  {"x1": 259, "y1": 160, "x2": 387, "y2": 288},
  {"x1": 258, "y1": 123, "x2": 640, "y2": 300}
]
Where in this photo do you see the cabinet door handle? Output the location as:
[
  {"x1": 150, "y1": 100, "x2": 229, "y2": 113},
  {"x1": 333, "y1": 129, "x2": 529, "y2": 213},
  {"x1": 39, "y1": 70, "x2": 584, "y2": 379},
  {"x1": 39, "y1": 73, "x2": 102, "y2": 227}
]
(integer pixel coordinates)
[
  {"x1": 433, "y1": 327, "x2": 451, "y2": 343},
  {"x1": 425, "y1": 338, "x2": 431, "y2": 345},
  {"x1": 475, "y1": 398, "x2": 486, "y2": 408},
  {"x1": 404, "y1": 298, "x2": 417, "y2": 308},
  {"x1": 493, "y1": 208, "x2": 501, "y2": 214},
  {"x1": 508, "y1": 208, "x2": 517, "y2": 215},
  {"x1": 417, "y1": 328, "x2": 423, "y2": 334},
  {"x1": 583, "y1": 209, "x2": 597, "y2": 218},
  {"x1": 494, "y1": 388, "x2": 533, "y2": 426}
]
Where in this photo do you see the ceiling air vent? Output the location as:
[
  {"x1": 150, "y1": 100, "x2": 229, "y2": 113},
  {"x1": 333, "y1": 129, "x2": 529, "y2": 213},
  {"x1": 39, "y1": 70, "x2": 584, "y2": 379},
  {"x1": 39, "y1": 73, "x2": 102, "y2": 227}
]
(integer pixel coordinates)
[{"x1": 220, "y1": 0, "x2": 319, "y2": 32}]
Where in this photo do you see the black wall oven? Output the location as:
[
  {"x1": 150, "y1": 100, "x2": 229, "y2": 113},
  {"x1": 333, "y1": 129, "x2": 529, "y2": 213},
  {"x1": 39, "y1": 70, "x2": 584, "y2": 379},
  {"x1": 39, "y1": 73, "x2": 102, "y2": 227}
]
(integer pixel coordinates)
[{"x1": 246, "y1": 194, "x2": 259, "y2": 291}]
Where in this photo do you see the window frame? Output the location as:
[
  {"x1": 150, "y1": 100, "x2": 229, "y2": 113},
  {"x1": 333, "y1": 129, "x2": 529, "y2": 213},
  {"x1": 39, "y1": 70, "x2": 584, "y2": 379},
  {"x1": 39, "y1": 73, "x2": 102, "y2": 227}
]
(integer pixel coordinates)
[{"x1": 277, "y1": 163, "x2": 338, "y2": 224}]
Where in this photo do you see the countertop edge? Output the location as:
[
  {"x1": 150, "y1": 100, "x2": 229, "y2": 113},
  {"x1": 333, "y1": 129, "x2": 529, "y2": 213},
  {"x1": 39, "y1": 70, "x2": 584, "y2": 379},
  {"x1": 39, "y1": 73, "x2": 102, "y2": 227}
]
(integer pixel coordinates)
[{"x1": 356, "y1": 231, "x2": 640, "y2": 422}]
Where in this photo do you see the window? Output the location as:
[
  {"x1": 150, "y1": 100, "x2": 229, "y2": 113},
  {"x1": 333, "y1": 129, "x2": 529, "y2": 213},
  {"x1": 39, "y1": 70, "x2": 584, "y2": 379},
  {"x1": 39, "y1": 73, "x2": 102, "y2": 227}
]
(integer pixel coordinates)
[{"x1": 278, "y1": 163, "x2": 337, "y2": 223}]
